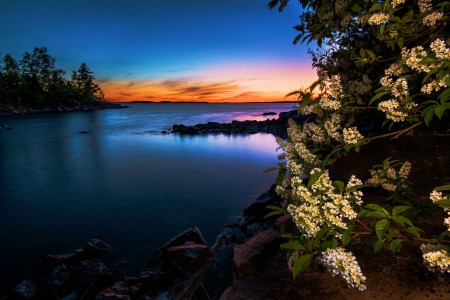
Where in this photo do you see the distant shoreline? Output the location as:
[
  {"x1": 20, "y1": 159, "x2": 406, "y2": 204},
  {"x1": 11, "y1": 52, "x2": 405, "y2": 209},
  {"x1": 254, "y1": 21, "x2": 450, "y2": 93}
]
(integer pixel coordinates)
[{"x1": 126, "y1": 100, "x2": 298, "y2": 104}]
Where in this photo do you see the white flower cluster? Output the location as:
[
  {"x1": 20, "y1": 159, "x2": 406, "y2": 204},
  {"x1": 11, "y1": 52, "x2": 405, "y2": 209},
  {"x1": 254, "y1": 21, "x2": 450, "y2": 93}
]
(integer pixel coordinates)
[
  {"x1": 278, "y1": 120, "x2": 319, "y2": 177},
  {"x1": 378, "y1": 100, "x2": 417, "y2": 122},
  {"x1": 391, "y1": 78, "x2": 408, "y2": 98},
  {"x1": 319, "y1": 247, "x2": 367, "y2": 291},
  {"x1": 418, "y1": 0, "x2": 433, "y2": 13},
  {"x1": 287, "y1": 171, "x2": 362, "y2": 238},
  {"x1": 342, "y1": 127, "x2": 364, "y2": 145},
  {"x1": 431, "y1": 39, "x2": 450, "y2": 60},
  {"x1": 420, "y1": 244, "x2": 450, "y2": 273},
  {"x1": 423, "y1": 12, "x2": 444, "y2": 26},
  {"x1": 391, "y1": 0, "x2": 405, "y2": 8},
  {"x1": 368, "y1": 12, "x2": 389, "y2": 26},
  {"x1": 303, "y1": 123, "x2": 325, "y2": 143},
  {"x1": 421, "y1": 78, "x2": 448, "y2": 94},
  {"x1": 324, "y1": 113, "x2": 343, "y2": 142},
  {"x1": 320, "y1": 97, "x2": 342, "y2": 111},
  {"x1": 385, "y1": 63, "x2": 405, "y2": 77},
  {"x1": 366, "y1": 161, "x2": 411, "y2": 191},
  {"x1": 429, "y1": 190, "x2": 450, "y2": 231},
  {"x1": 402, "y1": 46, "x2": 430, "y2": 73}
]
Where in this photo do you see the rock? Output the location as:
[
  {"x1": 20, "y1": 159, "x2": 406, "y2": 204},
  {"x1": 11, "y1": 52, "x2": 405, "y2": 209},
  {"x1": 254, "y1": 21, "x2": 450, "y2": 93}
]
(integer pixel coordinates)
[
  {"x1": 274, "y1": 215, "x2": 291, "y2": 230},
  {"x1": 96, "y1": 281, "x2": 130, "y2": 300},
  {"x1": 245, "y1": 222, "x2": 273, "y2": 238},
  {"x1": 139, "y1": 269, "x2": 174, "y2": 289},
  {"x1": 190, "y1": 244, "x2": 236, "y2": 300},
  {"x1": 243, "y1": 184, "x2": 283, "y2": 217},
  {"x1": 148, "y1": 227, "x2": 207, "y2": 267},
  {"x1": 11, "y1": 278, "x2": 41, "y2": 299},
  {"x1": 210, "y1": 228, "x2": 237, "y2": 256},
  {"x1": 49, "y1": 259, "x2": 115, "y2": 298},
  {"x1": 165, "y1": 243, "x2": 212, "y2": 277},
  {"x1": 76, "y1": 239, "x2": 110, "y2": 261},
  {"x1": 60, "y1": 291, "x2": 77, "y2": 300},
  {"x1": 31, "y1": 254, "x2": 76, "y2": 286},
  {"x1": 233, "y1": 229, "x2": 280, "y2": 277}
]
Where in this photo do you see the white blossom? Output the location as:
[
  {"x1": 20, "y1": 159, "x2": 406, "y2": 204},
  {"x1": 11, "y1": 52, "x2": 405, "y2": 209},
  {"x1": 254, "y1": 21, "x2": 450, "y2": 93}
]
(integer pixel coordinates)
[{"x1": 319, "y1": 247, "x2": 367, "y2": 290}]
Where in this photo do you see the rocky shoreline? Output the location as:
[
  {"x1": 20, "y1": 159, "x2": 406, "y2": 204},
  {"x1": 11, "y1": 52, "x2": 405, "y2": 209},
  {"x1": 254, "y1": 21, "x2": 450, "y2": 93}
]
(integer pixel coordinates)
[
  {"x1": 0, "y1": 102, "x2": 129, "y2": 117},
  {"x1": 2, "y1": 185, "x2": 285, "y2": 300},
  {"x1": 170, "y1": 110, "x2": 307, "y2": 138}
]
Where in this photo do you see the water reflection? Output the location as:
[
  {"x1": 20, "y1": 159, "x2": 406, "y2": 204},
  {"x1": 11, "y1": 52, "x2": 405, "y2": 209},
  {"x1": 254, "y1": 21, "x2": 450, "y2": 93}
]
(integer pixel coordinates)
[{"x1": 0, "y1": 104, "x2": 286, "y2": 292}]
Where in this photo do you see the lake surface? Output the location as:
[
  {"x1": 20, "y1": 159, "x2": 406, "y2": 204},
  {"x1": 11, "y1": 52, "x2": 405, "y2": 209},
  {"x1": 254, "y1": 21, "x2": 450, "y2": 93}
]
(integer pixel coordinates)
[{"x1": 0, "y1": 102, "x2": 294, "y2": 292}]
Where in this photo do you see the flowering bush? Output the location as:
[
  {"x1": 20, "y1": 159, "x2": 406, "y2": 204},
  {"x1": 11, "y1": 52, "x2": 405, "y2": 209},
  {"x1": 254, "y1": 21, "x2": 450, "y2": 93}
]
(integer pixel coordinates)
[{"x1": 267, "y1": 0, "x2": 450, "y2": 291}]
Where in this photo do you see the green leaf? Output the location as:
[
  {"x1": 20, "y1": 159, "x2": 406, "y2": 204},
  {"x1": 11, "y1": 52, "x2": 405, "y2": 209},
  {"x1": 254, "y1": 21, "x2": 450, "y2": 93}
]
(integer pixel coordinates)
[
  {"x1": 266, "y1": 205, "x2": 286, "y2": 211},
  {"x1": 435, "y1": 105, "x2": 447, "y2": 119},
  {"x1": 392, "y1": 215, "x2": 413, "y2": 227},
  {"x1": 369, "y1": 91, "x2": 391, "y2": 106},
  {"x1": 313, "y1": 226, "x2": 332, "y2": 246},
  {"x1": 369, "y1": 3, "x2": 382, "y2": 12},
  {"x1": 440, "y1": 231, "x2": 450, "y2": 237},
  {"x1": 376, "y1": 219, "x2": 391, "y2": 240},
  {"x1": 331, "y1": 237, "x2": 338, "y2": 249},
  {"x1": 405, "y1": 227, "x2": 424, "y2": 238},
  {"x1": 434, "y1": 185, "x2": 450, "y2": 191},
  {"x1": 392, "y1": 206, "x2": 412, "y2": 216},
  {"x1": 281, "y1": 218, "x2": 291, "y2": 233},
  {"x1": 360, "y1": 48, "x2": 366, "y2": 57},
  {"x1": 374, "y1": 238, "x2": 386, "y2": 253},
  {"x1": 307, "y1": 171, "x2": 324, "y2": 189},
  {"x1": 280, "y1": 240, "x2": 307, "y2": 250},
  {"x1": 264, "y1": 210, "x2": 285, "y2": 218},
  {"x1": 358, "y1": 209, "x2": 370, "y2": 218},
  {"x1": 267, "y1": 0, "x2": 279, "y2": 9},
  {"x1": 345, "y1": 184, "x2": 368, "y2": 194},
  {"x1": 351, "y1": 4, "x2": 362, "y2": 12},
  {"x1": 280, "y1": 233, "x2": 302, "y2": 239},
  {"x1": 396, "y1": 37, "x2": 404, "y2": 49},
  {"x1": 365, "y1": 204, "x2": 389, "y2": 216},
  {"x1": 424, "y1": 108, "x2": 435, "y2": 126},
  {"x1": 366, "y1": 211, "x2": 389, "y2": 219},
  {"x1": 433, "y1": 200, "x2": 450, "y2": 207},
  {"x1": 262, "y1": 167, "x2": 280, "y2": 174},
  {"x1": 341, "y1": 225, "x2": 355, "y2": 246},
  {"x1": 333, "y1": 181, "x2": 345, "y2": 194},
  {"x1": 380, "y1": 23, "x2": 386, "y2": 35},
  {"x1": 391, "y1": 239, "x2": 403, "y2": 253},
  {"x1": 422, "y1": 67, "x2": 441, "y2": 85},
  {"x1": 292, "y1": 254, "x2": 313, "y2": 280}
]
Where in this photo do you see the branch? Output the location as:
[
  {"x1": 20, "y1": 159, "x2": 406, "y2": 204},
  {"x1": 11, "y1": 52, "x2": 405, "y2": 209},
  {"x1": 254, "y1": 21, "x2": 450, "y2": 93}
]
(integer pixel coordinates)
[{"x1": 364, "y1": 121, "x2": 423, "y2": 143}]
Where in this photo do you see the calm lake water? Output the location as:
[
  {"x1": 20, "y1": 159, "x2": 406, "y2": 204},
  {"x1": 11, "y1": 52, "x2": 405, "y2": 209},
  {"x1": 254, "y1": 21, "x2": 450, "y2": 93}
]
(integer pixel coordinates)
[{"x1": 0, "y1": 102, "x2": 294, "y2": 292}]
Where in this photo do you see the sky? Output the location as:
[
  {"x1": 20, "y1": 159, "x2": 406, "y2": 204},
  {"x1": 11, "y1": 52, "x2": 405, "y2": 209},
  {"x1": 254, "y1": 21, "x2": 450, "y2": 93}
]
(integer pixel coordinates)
[{"x1": 0, "y1": 0, "x2": 317, "y2": 103}]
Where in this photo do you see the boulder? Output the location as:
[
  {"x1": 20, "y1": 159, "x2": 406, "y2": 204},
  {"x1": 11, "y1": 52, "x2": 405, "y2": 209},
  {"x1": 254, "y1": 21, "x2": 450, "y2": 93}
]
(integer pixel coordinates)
[
  {"x1": 96, "y1": 281, "x2": 130, "y2": 300},
  {"x1": 209, "y1": 228, "x2": 237, "y2": 256},
  {"x1": 11, "y1": 278, "x2": 41, "y2": 300},
  {"x1": 49, "y1": 259, "x2": 115, "y2": 298},
  {"x1": 165, "y1": 243, "x2": 212, "y2": 277},
  {"x1": 233, "y1": 229, "x2": 280, "y2": 277},
  {"x1": 148, "y1": 227, "x2": 207, "y2": 267},
  {"x1": 243, "y1": 184, "x2": 283, "y2": 217},
  {"x1": 190, "y1": 244, "x2": 236, "y2": 300}
]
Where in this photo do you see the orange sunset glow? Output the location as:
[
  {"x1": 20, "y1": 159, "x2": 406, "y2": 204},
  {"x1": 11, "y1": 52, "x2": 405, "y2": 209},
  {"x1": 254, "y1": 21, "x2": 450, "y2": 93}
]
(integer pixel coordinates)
[{"x1": 101, "y1": 62, "x2": 317, "y2": 103}]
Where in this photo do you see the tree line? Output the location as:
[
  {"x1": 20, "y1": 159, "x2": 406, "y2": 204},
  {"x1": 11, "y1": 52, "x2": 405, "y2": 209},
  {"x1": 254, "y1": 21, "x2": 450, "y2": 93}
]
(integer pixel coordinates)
[{"x1": 0, "y1": 47, "x2": 106, "y2": 109}]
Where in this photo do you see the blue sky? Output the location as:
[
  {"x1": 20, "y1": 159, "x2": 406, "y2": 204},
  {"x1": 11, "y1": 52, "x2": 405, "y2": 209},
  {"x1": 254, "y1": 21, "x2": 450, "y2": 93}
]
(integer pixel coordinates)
[{"x1": 0, "y1": 0, "x2": 317, "y2": 102}]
